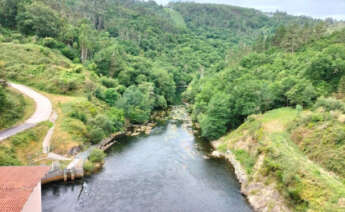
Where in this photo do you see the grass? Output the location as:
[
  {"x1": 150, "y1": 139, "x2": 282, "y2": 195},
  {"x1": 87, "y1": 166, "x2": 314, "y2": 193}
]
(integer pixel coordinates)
[
  {"x1": 43, "y1": 91, "x2": 112, "y2": 155},
  {"x1": 8, "y1": 87, "x2": 35, "y2": 125},
  {"x1": 0, "y1": 42, "x2": 97, "y2": 95},
  {"x1": 0, "y1": 87, "x2": 35, "y2": 130},
  {"x1": 0, "y1": 41, "x2": 121, "y2": 159},
  {"x1": 218, "y1": 107, "x2": 345, "y2": 211},
  {"x1": 43, "y1": 92, "x2": 85, "y2": 155},
  {"x1": 0, "y1": 122, "x2": 51, "y2": 165},
  {"x1": 290, "y1": 109, "x2": 345, "y2": 179},
  {"x1": 232, "y1": 149, "x2": 255, "y2": 174}
]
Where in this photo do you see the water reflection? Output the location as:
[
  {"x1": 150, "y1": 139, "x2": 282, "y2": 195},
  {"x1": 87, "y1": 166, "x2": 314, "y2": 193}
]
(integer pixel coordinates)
[{"x1": 42, "y1": 121, "x2": 252, "y2": 212}]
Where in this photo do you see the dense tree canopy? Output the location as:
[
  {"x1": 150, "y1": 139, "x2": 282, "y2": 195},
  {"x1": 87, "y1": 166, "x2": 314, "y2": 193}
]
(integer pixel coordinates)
[
  {"x1": 0, "y1": 0, "x2": 341, "y2": 138},
  {"x1": 185, "y1": 28, "x2": 345, "y2": 140}
]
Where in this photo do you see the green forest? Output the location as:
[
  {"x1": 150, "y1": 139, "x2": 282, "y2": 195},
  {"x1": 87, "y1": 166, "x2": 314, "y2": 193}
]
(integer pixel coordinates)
[
  {"x1": 0, "y1": 0, "x2": 330, "y2": 128},
  {"x1": 0, "y1": 0, "x2": 345, "y2": 210}
]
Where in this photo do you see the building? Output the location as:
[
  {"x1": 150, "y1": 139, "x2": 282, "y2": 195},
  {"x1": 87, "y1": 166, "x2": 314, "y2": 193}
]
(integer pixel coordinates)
[{"x1": 0, "y1": 166, "x2": 50, "y2": 212}]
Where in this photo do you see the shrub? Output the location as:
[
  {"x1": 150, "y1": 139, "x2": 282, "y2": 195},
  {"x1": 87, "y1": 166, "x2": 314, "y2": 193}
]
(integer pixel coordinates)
[
  {"x1": 11, "y1": 136, "x2": 27, "y2": 147},
  {"x1": 69, "y1": 111, "x2": 87, "y2": 123},
  {"x1": 89, "y1": 127, "x2": 105, "y2": 144},
  {"x1": 61, "y1": 46, "x2": 79, "y2": 60},
  {"x1": 89, "y1": 149, "x2": 106, "y2": 163},
  {"x1": 311, "y1": 113, "x2": 324, "y2": 122},
  {"x1": 296, "y1": 105, "x2": 303, "y2": 113},
  {"x1": 100, "y1": 77, "x2": 118, "y2": 88},
  {"x1": 333, "y1": 127, "x2": 345, "y2": 145},
  {"x1": 313, "y1": 97, "x2": 345, "y2": 113},
  {"x1": 233, "y1": 149, "x2": 255, "y2": 174},
  {"x1": 42, "y1": 37, "x2": 64, "y2": 49},
  {"x1": 155, "y1": 95, "x2": 167, "y2": 109},
  {"x1": 104, "y1": 88, "x2": 120, "y2": 106},
  {"x1": 62, "y1": 118, "x2": 88, "y2": 142},
  {"x1": 286, "y1": 80, "x2": 318, "y2": 106},
  {"x1": 106, "y1": 107, "x2": 125, "y2": 131},
  {"x1": 83, "y1": 160, "x2": 94, "y2": 173},
  {"x1": 89, "y1": 115, "x2": 114, "y2": 135}
]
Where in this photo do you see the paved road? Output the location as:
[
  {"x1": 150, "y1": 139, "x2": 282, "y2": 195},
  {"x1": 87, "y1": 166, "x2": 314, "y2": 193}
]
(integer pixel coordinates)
[{"x1": 0, "y1": 83, "x2": 52, "y2": 141}]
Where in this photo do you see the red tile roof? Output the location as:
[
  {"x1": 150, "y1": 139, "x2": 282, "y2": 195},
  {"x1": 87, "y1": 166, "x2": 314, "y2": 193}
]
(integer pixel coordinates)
[{"x1": 0, "y1": 166, "x2": 50, "y2": 212}]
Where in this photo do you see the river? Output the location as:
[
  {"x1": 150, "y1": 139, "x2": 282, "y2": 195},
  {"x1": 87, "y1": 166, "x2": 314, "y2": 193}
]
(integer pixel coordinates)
[{"x1": 42, "y1": 115, "x2": 252, "y2": 212}]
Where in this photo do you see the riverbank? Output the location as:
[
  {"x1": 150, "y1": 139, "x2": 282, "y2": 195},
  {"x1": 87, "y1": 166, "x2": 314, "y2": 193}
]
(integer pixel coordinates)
[
  {"x1": 211, "y1": 108, "x2": 345, "y2": 212},
  {"x1": 42, "y1": 109, "x2": 169, "y2": 184},
  {"x1": 42, "y1": 113, "x2": 252, "y2": 212},
  {"x1": 210, "y1": 141, "x2": 290, "y2": 212}
]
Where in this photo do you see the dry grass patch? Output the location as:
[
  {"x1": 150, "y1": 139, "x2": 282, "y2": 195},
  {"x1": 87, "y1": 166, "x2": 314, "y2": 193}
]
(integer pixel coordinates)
[{"x1": 44, "y1": 92, "x2": 84, "y2": 155}]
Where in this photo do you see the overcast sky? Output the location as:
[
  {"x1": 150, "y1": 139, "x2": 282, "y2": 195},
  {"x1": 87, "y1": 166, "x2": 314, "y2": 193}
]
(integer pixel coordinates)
[{"x1": 155, "y1": 0, "x2": 345, "y2": 20}]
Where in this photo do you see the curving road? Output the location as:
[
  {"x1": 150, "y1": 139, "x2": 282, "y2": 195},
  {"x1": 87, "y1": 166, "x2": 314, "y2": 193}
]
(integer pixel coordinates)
[{"x1": 0, "y1": 83, "x2": 52, "y2": 141}]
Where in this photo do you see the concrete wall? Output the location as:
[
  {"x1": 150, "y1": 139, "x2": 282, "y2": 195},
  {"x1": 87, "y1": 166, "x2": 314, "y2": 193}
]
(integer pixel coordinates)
[{"x1": 22, "y1": 182, "x2": 42, "y2": 212}]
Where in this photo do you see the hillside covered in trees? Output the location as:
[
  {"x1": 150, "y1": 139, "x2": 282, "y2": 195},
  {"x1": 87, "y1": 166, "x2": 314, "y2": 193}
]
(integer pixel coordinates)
[
  {"x1": 0, "y1": 0, "x2": 322, "y2": 128},
  {"x1": 1, "y1": 0, "x2": 345, "y2": 210},
  {"x1": 185, "y1": 27, "x2": 345, "y2": 140}
]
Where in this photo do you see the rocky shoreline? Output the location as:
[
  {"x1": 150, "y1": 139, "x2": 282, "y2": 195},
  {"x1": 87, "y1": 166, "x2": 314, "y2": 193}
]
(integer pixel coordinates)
[{"x1": 210, "y1": 140, "x2": 291, "y2": 212}]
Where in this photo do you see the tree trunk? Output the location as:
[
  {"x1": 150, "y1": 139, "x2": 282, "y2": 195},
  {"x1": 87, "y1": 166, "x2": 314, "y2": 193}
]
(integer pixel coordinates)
[{"x1": 81, "y1": 45, "x2": 88, "y2": 63}]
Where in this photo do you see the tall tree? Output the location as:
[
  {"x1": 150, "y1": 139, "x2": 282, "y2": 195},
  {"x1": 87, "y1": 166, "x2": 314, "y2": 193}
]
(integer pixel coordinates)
[{"x1": 79, "y1": 23, "x2": 95, "y2": 63}]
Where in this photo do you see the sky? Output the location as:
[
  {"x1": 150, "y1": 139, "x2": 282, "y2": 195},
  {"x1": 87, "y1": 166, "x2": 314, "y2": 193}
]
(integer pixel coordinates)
[{"x1": 154, "y1": 0, "x2": 345, "y2": 20}]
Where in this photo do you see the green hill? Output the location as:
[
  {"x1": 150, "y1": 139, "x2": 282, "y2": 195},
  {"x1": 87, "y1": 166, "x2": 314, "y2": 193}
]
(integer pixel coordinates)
[
  {"x1": 215, "y1": 107, "x2": 345, "y2": 211},
  {"x1": 0, "y1": 1, "x2": 345, "y2": 210}
]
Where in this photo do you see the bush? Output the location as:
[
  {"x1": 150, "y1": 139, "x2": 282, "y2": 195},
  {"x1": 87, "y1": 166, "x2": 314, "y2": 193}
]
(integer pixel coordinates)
[
  {"x1": 313, "y1": 97, "x2": 345, "y2": 113},
  {"x1": 83, "y1": 160, "x2": 95, "y2": 173},
  {"x1": 101, "y1": 77, "x2": 118, "y2": 88},
  {"x1": 155, "y1": 95, "x2": 167, "y2": 109},
  {"x1": 104, "y1": 88, "x2": 120, "y2": 106},
  {"x1": 69, "y1": 111, "x2": 87, "y2": 123},
  {"x1": 61, "y1": 46, "x2": 79, "y2": 60},
  {"x1": 89, "y1": 114, "x2": 114, "y2": 135},
  {"x1": 89, "y1": 149, "x2": 106, "y2": 163},
  {"x1": 89, "y1": 127, "x2": 105, "y2": 144},
  {"x1": 233, "y1": 149, "x2": 255, "y2": 174},
  {"x1": 42, "y1": 37, "x2": 64, "y2": 49},
  {"x1": 106, "y1": 107, "x2": 125, "y2": 131},
  {"x1": 286, "y1": 80, "x2": 318, "y2": 106}
]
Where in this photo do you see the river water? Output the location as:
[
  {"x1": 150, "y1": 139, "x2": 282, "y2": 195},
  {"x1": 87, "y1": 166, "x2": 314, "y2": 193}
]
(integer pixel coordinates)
[{"x1": 42, "y1": 118, "x2": 252, "y2": 212}]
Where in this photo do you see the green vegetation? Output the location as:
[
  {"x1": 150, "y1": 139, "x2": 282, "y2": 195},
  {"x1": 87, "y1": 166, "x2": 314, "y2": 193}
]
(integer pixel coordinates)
[
  {"x1": 89, "y1": 148, "x2": 106, "y2": 163},
  {"x1": 186, "y1": 27, "x2": 345, "y2": 140},
  {"x1": 218, "y1": 108, "x2": 345, "y2": 211},
  {"x1": 60, "y1": 99, "x2": 124, "y2": 145},
  {"x1": 0, "y1": 0, "x2": 323, "y2": 128},
  {"x1": 0, "y1": 1, "x2": 345, "y2": 210},
  {"x1": 0, "y1": 122, "x2": 50, "y2": 165},
  {"x1": 83, "y1": 148, "x2": 106, "y2": 174},
  {"x1": 83, "y1": 160, "x2": 95, "y2": 173},
  {"x1": 289, "y1": 99, "x2": 345, "y2": 179},
  {"x1": 232, "y1": 149, "x2": 255, "y2": 174},
  {"x1": 0, "y1": 85, "x2": 34, "y2": 129}
]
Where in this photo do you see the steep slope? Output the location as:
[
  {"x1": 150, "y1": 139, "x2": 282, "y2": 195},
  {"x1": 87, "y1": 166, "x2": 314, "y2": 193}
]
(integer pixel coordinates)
[
  {"x1": 169, "y1": 2, "x2": 319, "y2": 43},
  {"x1": 213, "y1": 108, "x2": 345, "y2": 211},
  {"x1": 0, "y1": 42, "x2": 125, "y2": 165},
  {"x1": 185, "y1": 28, "x2": 345, "y2": 140}
]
